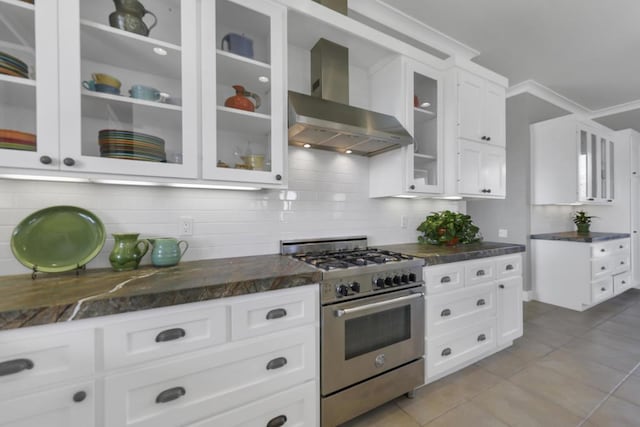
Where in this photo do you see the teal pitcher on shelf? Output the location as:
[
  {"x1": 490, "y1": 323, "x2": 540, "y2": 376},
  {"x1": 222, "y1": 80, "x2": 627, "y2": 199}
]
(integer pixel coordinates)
[
  {"x1": 148, "y1": 238, "x2": 189, "y2": 267},
  {"x1": 109, "y1": 233, "x2": 149, "y2": 271}
]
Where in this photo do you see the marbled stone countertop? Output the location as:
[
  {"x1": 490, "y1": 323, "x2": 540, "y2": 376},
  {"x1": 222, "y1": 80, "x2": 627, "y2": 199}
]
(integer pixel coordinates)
[
  {"x1": 530, "y1": 231, "x2": 631, "y2": 243},
  {"x1": 0, "y1": 255, "x2": 322, "y2": 331},
  {"x1": 378, "y1": 241, "x2": 526, "y2": 266}
]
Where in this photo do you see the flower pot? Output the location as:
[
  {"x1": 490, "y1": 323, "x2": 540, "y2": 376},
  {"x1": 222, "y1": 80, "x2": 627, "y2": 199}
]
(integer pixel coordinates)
[{"x1": 576, "y1": 224, "x2": 590, "y2": 234}]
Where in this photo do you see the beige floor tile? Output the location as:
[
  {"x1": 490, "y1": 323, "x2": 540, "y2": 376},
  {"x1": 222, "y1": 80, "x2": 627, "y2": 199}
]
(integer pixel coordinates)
[
  {"x1": 596, "y1": 318, "x2": 640, "y2": 342},
  {"x1": 587, "y1": 395, "x2": 640, "y2": 427},
  {"x1": 425, "y1": 401, "x2": 509, "y2": 427},
  {"x1": 506, "y1": 336, "x2": 554, "y2": 362},
  {"x1": 476, "y1": 349, "x2": 530, "y2": 379},
  {"x1": 581, "y1": 328, "x2": 640, "y2": 355},
  {"x1": 522, "y1": 322, "x2": 575, "y2": 348},
  {"x1": 613, "y1": 375, "x2": 640, "y2": 406},
  {"x1": 509, "y1": 364, "x2": 607, "y2": 417},
  {"x1": 472, "y1": 381, "x2": 583, "y2": 427},
  {"x1": 561, "y1": 337, "x2": 640, "y2": 372},
  {"x1": 535, "y1": 349, "x2": 627, "y2": 393},
  {"x1": 339, "y1": 401, "x2": 419, "y2": 427}
]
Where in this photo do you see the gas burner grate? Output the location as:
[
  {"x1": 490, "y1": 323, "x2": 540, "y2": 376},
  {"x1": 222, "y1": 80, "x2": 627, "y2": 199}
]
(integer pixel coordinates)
[{"x1": 294, "y1": 247, "x2": 415, "y2": 269}]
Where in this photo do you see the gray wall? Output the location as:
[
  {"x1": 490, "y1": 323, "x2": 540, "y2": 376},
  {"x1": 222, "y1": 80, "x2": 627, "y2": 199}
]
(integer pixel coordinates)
[{"x1": 468, "y1": 93, "x2": 569, "y2": 291}]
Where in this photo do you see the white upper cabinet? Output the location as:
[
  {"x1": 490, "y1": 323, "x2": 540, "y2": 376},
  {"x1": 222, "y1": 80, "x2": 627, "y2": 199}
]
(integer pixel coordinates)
[
  {"x1": 0, "y1": 0, "x2": 59, "y2": 171},
  {"x1": 369, "y1": 57, "x2": 443, "y2": 197},
  {"x1": 457, "y1": 70, "x2": 505, "y2": 147},
  {"x1": 58, "y1": 0, "x2": 199, "y2": 179},
  {"x1": 458, "y1": 140, "x2": 506, "y2": 198},
  {"x1": 531, "y1": 115, "x2": 615, "y2": 205},
  {"x1": 201, "y1": 0, "x2": 287, "y2": 186}
]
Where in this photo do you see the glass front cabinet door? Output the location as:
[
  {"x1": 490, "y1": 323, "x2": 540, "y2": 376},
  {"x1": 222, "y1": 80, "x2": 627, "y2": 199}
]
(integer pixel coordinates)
[
  {"x1": 200, "y1": 0, "x2": 286, "y2": 186},
  {"x1": 578, "y1": 126, "x2": 614, "y2": 203},
  {"x1": 0, "y1": 0, "x2": 59, "y2": 171},
  {"x1": 58, "y1": 0, "x2": 198, "y2": 179}
]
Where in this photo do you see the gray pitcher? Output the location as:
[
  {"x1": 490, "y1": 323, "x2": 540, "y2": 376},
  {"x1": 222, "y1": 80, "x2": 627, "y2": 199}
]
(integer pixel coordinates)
[{"x1": 109, "y1": 0, "x2": 157, "y2": 37}]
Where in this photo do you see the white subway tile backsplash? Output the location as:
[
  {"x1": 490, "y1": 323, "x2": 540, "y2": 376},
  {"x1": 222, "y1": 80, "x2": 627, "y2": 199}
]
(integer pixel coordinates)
[{"x1": 0, "y1": 147, "x2": 464, "y2": 276}]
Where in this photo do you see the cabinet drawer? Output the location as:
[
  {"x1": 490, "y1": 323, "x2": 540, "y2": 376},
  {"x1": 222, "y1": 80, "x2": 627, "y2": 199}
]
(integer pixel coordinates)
[
  {"x1": 611, "y1": 239, "x2": 630, "y2": 254},
  {"x1": 186, "y1": 381, "x2": 317, "y2": 427},
  {"x1": 424, "y1": 264, "x2": 464, "y2": 294},
  {"x1": 591, "y1": 258, "x2": 613, "y2": 279},
  {"x1": 105, "y1": 325, "x2": 316, "y2": 427},
  {"x1": 231, "y1": 286, "x2": 317, "y2": 341},
  {"x1": 591, "y1": 278, "x2": 613, "y2": 304},
  {"x1": 426, "y1": 283, "x2": 496, "y2": 337},
  {"x1": 465, "y1": 259, "x2": 495, "y2": 286},
  {"x1": 613, "y1": 272, "x2": 632, "y2": 295},
  {"x1": 427, "y1": 317, "x2": 496, "y2": 379},
  {"x1": 0, "y1": 381, "x2": 94, "y2": 427},
  {"x1": 612, "y1": 253, "x2": 630, "y2": 273},
  {"x1": 102, "y1": 303, "x2": 228, "y2": 371},
  {"x1": 0, "y1": 327, "x2": 94, "y2": 398},
  {"x1": 496, "y1": 255, "x2": 522, "y2": 279}
]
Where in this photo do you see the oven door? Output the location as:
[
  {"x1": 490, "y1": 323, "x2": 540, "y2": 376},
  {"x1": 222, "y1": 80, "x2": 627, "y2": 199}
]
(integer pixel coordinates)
[{"x1": 321, "y1": 286, "x2": 425, "y2": 396}]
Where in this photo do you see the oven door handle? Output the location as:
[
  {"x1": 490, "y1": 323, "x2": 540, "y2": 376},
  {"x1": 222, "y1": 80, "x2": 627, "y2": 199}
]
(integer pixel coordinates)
[{"x1": 334, "y1": 292, "x2": 425, "y2": 317}]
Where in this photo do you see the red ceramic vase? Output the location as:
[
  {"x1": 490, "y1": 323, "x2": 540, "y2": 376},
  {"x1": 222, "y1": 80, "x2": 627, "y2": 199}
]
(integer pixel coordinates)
[{"x1": 224, "y1": 85, "x2": 256, "y2": 112}]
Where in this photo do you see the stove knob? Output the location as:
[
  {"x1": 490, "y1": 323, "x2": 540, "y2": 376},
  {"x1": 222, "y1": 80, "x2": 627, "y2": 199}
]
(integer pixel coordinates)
[
  {"x1": 384, "y1": 277, "x2": 393, "y2": 287},
  {"x1": 337, "y1": 284, "x2": 349, "y2": 297},
  {"x1": 401, "y1": 274, "x2": 409, "y2": 283},
  {"x1": 375, "y1": 278, "x2": 385, "y2": 289},
  {"x1": 350, "y1": 282, "x2": 361, "y2": 293},
  {"x1": 393, "y1": 275, "x2": 401, "y2": 285},
  {"x1": 408, "y1": 273, "x2": 417, "y2": 282}
]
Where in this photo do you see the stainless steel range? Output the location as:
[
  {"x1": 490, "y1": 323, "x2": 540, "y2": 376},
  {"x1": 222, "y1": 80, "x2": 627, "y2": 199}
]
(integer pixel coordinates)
[{"x1": 281, "y1": 236, "x2": 425, "y2": 427}]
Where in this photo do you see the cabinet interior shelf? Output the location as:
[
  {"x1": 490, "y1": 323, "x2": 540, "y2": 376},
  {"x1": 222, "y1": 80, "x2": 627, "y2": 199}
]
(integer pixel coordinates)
[
  {"x1": 0, "y1": 0, "x2": 35, "y2": 50},
  {"x1": 82, "y1": 89, "x2": 182, "y2": 111},
  {"x1": 80, "y1": 20, "x2": 181, "y2": 80},
  {"x1": 0, "y1": 75, "x2": 34, "y2": 109},
  {"x1": 216, "y1": 49, "x2": 270, "y2": 95},
  {"x1": 414, "y1": 107, "x2": 436, "y2": 123},
  {"x1": 414, "y1": 152, "x2": 436, "y2": 160},
  {"x1": 217, "y1": 105, "x2": 270, "y2": 135}
]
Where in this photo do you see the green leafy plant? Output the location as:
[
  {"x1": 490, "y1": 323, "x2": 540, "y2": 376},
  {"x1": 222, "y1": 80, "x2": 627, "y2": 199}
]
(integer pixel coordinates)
[
  {"x1": 571, "y1": 210, "x2": 596, "y2": 233},
  {"x1": 416, "y1": 210, "x2": 482, "y2": 246}
]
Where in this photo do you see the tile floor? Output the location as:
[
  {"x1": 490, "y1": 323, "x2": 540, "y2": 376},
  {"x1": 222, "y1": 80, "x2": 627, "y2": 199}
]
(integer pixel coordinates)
[{"x1": 341, "y1": 289, "x2": 640, "y2": 427}]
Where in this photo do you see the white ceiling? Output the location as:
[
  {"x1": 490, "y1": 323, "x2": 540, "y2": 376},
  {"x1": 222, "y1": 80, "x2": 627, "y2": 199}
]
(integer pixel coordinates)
[{"x1": 378, "y1": 0, "x2": 640, "y2": 129}]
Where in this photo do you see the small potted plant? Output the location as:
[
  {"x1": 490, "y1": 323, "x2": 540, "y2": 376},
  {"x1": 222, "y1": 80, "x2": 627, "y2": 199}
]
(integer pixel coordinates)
[
  {"x1": 571, "y1": 210, "x2": 596, "y2": 234},
  {"x1": 417, "y1": 210, "x2": 482, "y2": 246}
]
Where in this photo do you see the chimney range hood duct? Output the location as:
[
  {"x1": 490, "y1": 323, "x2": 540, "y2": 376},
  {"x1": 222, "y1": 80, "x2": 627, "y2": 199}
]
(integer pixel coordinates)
[{"x1": 288, "y1": 38, "x2": 412, "y2": 156}]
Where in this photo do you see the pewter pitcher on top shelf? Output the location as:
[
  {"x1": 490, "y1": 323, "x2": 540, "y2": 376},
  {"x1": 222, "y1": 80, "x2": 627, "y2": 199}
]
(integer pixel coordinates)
[{"x1": 109, "y1": 0, "x2": 157, "y2": 37}]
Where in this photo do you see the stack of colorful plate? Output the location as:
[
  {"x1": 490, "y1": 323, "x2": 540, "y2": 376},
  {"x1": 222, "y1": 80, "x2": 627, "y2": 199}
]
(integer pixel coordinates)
[
  {"x1": 98, "y1": 129, "x2": 166, "y2": 162},
  {"x1": 0, "y1": 129, "x2": 36, "y2": 151},
  {"x1": 0, "y1": 51, "x2": 29, "y2": 79}
]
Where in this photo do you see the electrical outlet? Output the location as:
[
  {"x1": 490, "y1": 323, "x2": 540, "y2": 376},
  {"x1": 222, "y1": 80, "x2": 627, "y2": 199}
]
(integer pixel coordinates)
[
  {"x1": 179, "y1": 216, "x2": 193, "y2": 236},
  {"x1": 401, "y1": 215, "x2": 408, "y2": 229},
  {"x1": 498, "y1": 228, "x2": 508, "y2": 238}
]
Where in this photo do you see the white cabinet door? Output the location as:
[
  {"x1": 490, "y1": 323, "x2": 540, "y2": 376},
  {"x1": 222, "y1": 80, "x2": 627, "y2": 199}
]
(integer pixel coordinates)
[
  {"x1": 0, "y1": 382, "x2": 94, "y2": 427},
  {"x1": 496, "y1": 276, "x2": 523, "y2": 346},
  {"x1": 57, "y1": 0, "x2": 199, "y2": 179},
  {"x1": 483, "y1": 81, "x2": 506, "y2": 147},
  {"x1": 481, "y1": 144, "x2": 506, "y2": 197},
  {"x1": 458, "y1": 139, "x2": 482, "y2": 195},
  {"x1": 201, "y1": 0, "x2": 287, "y2": 186},
  {"x1": 457, "y1": 71, "x2": 483, "y2": 143},
  {"x1": 458, "y1": 140, "x2": 505, "y2": 197}
]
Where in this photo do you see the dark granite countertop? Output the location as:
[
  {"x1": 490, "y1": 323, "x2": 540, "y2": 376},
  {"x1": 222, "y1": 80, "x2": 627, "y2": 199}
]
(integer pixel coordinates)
[
  {"x1": 378, "y1": 241, "x2": 526, "y2": 266},
  {"x1": 0, "y1": 254, "x2": 322, "y2": 331},
  {"x1": 530, "y1": 231, "x2": 631, "y2": 243}
]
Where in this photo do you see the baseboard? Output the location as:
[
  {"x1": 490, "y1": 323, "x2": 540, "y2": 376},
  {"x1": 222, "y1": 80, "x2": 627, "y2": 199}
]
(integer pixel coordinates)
[{"x1": 522, "y1": 290, "x2": 534, "y2": 302}]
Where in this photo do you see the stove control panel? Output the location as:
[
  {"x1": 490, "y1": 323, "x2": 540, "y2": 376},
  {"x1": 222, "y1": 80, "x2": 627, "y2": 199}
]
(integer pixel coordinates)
[{"x1": 321, "y1": 267, "x2": 423, "y2": 303}]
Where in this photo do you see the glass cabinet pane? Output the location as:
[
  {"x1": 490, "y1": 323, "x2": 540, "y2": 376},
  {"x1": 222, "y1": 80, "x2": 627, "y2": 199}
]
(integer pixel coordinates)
[
  {"x1": 608, "y1": 139, "x2": 614, "y2": 200},
  {"x1": 412, "y1": 71, "x2": 438, "y2": 187},
  {"x1": 578, "y1": 130, "x2": 588, "y2": 199},
  {"x1": 590, "y1": 133, "x2": 598, "y2": 199}
]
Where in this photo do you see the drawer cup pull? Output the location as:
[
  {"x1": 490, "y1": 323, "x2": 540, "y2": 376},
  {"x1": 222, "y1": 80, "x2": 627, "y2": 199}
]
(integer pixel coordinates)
[
  {"x1": 440, "y1": 308, "x2": 452, "y2": 317},
  {"x1": 73, "y1": 391, "x2": 87, "y2": 403},
  {"x1": 622, "y1": 281, "x2": 626, "y2": 284},
  {"x1": 499, "y1": 284, "x2": 505, "y2": 289},
  {"x1": 620, "y1": 261, "x2": 625, "y2": 265},
  {"x1": 267, "y1": 415, "x2": 288, "y2": 427},
  {"x1": 266, "y1": 357, "x2": 288, "y2": 370},
  {"x1": 0, "y1": 358, "x2": 34, "y2": 377},
  {"x1": 156, "y1": 386, "x2": 186, "y2": 404},
  {"x1": 476, "y1": 269, "x2": 485, "y2": 277},
  {"x1": 155, "y1": 328, "x2": 186, "y2": 343},
  {"x1": 601, "y1": 248, "x2": 606, "y2": 252},
  {"x1": 266, "y1": 308, "x2": 287, "y2": 320},
  {"x1": 506, "y1": 264, "x2": 514, "y2": 271},
  {"x1": 441, "y1": 348, "x2": 452, "y2": 357},
  {"x1": 601, "y1": 266, "x2": 606, "y2": 271},
  {"x1": 476, "y1": 299, "x2": 486, "y2": 306},
  {"x1": 477, "y1": 334, "x2": 487, "y2": 342},
  {"x1": 440, "y1": 276, "x2": 451, "y2": 283},
  {"x1": 620, "y1": 245, "x2": 624, "y2": 249}
]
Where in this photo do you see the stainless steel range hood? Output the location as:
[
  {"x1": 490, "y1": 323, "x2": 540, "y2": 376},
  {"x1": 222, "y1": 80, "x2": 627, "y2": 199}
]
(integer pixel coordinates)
[{"x1": 288, "y1": 38, "x2": 412, "y2": 157}]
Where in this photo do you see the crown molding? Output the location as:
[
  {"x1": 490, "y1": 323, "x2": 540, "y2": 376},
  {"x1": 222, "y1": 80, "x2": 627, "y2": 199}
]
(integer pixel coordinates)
[{"x1": 507, "y1": 80, "x2": 590, "y2": 115}]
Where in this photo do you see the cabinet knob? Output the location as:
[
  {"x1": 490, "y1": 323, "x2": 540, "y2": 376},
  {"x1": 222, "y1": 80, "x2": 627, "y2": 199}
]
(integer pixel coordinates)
[
  {"x1": 622, "y1": 281, "x2": 626, "y2": 284},
  {"x1": 601, "y1": 287, "x2": 606, "y2": 292},
  {"x1": 487, "y1": 136, "x2": 491, "y2": 141},
  {"x1": 409, "y1": 185, "x2": 415, "y2": 190},
  {"x1": 275, "y1": 174, "x2": 282, "y2": 181},
  {"x1": 39, "y1": 155, "x2": 52, "y2": 165},
  {"x1": 600, "y1": 249, "x2": 606, "y2": 252},
  {"x1": 481, "y1": 136, "x2": 487, "y2": 140},
  {"x1": 73, "y1": 391, "x2": 87, "y2": 403},
  {"x1": 601, "y1": 266, "x2": 606, "y2": 270},
  {"x1": 487, "y1": 189, "x2": 492, "y2": 193},
  {"x1": 63, "y1": 157, "x2": 75, "y2": 167},
  {"x1": 499, "y1": 284, "x2": 505, "y2": 289},
  {"x1": 266, "y1": 415, "x2": 288, "y2": 427}
]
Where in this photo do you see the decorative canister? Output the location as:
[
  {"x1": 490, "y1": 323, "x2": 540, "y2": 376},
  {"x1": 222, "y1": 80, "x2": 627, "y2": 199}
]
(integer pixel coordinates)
[
  {"x1": 224, "y1": 85, "x2": 261, "y2": 112},
  {"x1": 109, "y1": 233, "x2": 149, "y2": 271},
  {"x1": 149, "y1": 238, "x2": 189, "y2": 267}
]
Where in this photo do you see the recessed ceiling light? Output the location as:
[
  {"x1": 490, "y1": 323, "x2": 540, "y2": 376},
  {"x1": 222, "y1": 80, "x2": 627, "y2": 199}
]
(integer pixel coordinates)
[
  {"x1": 153, "y1": 47, "x2": 167, "y2": 56},
  {"x1": 420, "y1": 101, "x2": 431, "y2": 108},
  {"x1": 345, "y1": 149, "x2": 353, "y2": 154},
  {"x1": 303, "y1": 143, "x2": 311, "y2": 148},
  {"x1": 258, "y1": 76, "x2": 269, "y2": 83}
]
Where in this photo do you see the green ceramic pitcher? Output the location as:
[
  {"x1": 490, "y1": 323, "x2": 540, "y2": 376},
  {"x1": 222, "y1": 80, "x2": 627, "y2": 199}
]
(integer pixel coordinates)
[
  {"x1": 148, "y1": 238, "x2": 188, "y2": 267},
  {"x1": 109, "y1": 233, "x2": 149, "y2": 271}
]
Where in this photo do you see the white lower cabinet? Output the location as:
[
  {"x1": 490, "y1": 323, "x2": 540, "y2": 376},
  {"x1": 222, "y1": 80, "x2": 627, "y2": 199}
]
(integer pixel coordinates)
[
  {"x1": 0, "y1": 286, "x2": 319, "y2": 427},
  {"x1": 424, "y1": 254, "x2": 523, "y2": 383}
]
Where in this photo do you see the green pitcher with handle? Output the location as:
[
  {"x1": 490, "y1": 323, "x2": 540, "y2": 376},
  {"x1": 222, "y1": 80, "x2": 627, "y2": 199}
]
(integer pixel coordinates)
[
  {"x1": 109, "y1": 233, "x2": 149, "y2": 271},
  {"x1": 149, "y1": 238, "x2": 189, "y2": 267}
]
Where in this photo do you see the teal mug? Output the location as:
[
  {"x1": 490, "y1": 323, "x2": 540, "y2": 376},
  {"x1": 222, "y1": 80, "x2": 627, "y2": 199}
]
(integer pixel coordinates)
[
  {"x1": 148, "y1": 237, "x2": 188, "y2": 267},
  {"x1": 129, "y1": 84, "x2": 165, "y2": 101}
]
